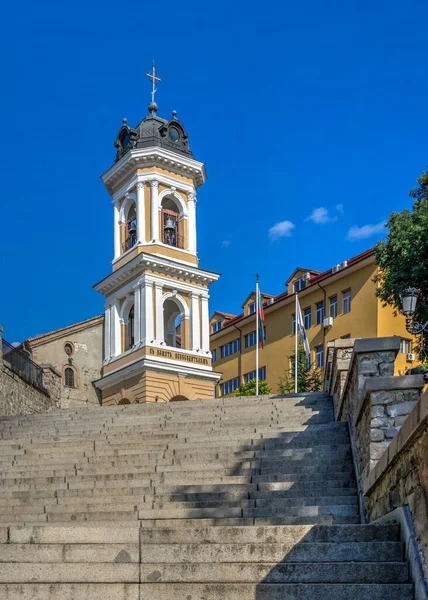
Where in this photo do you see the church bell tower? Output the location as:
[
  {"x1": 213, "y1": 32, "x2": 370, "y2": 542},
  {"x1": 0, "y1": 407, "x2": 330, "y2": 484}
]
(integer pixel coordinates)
[{"x1": 94, "y1": 64, "x2": 221, "y2": 404}]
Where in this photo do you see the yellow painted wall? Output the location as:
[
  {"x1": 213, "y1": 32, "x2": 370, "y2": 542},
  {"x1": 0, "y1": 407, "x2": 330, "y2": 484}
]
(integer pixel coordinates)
[
  {"x1": 376, "y1": 297, "x2": 417, "y2": 375},
  {"x1": 211, "y1": 261, "x2": 409, "y2": 396},
  {"x1": 102, "y1": 369, "x2": 215, "y2": 405}
]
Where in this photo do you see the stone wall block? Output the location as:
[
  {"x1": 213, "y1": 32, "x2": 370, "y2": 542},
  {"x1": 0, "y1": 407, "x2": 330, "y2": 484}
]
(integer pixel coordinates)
[
  {"x1": 371, "y1": 416, "x2": 389, "y2": 428},
  {"x1": 371, "y1": 428, "x2": 385, "y2": 442},
  {"x1": 370, "y1": 441, "x2": 390, "y2": 461},
  {"x1": 386, "y1": 400, "x2": 418, "y2": 418},
  {"x1": 385, "y1": 426, "x2": 401, "y2": 439},
  {"x1": 371, "y1": 405, "x2": 386, "y2": 417}
]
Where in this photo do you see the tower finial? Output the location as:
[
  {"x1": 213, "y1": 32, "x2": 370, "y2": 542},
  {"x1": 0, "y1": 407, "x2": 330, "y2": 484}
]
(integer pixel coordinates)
[{"x1": 146, "y1": 60, "x2": 162, "y2": 115}]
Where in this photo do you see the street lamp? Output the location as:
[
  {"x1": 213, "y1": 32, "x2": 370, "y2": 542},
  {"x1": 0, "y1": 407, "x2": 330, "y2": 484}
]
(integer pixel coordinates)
[{"x1": 401, "y1": 287, "x2": 428, "y2": 335}]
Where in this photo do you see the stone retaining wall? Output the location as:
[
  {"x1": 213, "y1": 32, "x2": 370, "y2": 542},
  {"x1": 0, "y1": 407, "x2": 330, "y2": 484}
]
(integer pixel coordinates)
[
  {"x1": 326, "y1": 336, "x2": 428, "y2": 582},
  {"x1": 0, "y1": 327, "x2": 61, "y2": 416}
]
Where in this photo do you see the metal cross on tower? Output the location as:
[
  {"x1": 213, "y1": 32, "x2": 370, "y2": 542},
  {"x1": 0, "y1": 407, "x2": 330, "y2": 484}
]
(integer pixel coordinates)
[{"x1": 146, "y1": 60, "x2": 161, "y2": 104}]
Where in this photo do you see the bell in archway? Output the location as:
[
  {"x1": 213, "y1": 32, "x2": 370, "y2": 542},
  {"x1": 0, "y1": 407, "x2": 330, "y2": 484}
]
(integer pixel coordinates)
[{"x1": 164, "y1": 216, "x2": 176, "y2": 245}]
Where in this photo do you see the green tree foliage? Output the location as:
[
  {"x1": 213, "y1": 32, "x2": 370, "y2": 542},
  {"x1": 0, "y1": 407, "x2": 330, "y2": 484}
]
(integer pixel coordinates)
[
  {"x1": 375, "y1": 166, "x2": 428, "y2": 359},
  {"x1": 234, "y1": 378, "x2": 271, "y2": 396},
  {"x1": 278, "y1": 342, "x2": 323, "y2": 393}
]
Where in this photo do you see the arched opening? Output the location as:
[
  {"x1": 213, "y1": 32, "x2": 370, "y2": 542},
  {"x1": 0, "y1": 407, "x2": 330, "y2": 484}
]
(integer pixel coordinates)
[
  {"x1": 163, "y1": 298, "x2": 185, "y2": 348},
  {"x1": 161, "y1": 196, "x2": 183, "y2": 249},
  {"x1": 118, "y1": 398, "x2": 131, "y2": 405},
  {"x1": 124, "y1": 304, "x2": 135, "y2": 351},
  {"x1": 64, "y1": 367, "x2": 75, "y2": 388},
  {"x1": 170, "y1": 395, "x2": 189, "y2": 402},
  {"x1": 122, "y1": 201, "x2": 137, "y2": 253}
]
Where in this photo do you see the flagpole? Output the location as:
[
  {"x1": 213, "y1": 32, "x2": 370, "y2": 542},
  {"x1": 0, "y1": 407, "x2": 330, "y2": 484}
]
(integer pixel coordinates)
[
  {"x1": 295, "y1": 292, "x2": 298, "y2": 393},
  {"x1": 256, "y1": 274, "x2": 259, "y2": 396}
]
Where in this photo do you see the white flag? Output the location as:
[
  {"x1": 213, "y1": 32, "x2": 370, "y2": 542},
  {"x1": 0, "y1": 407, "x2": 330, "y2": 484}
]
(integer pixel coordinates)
[{"x1": 296, "y1": 296, "x2": 311, "y2": 358}]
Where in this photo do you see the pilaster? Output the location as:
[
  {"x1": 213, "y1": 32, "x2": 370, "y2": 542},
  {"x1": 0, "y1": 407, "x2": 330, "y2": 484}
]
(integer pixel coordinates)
[
  {"x1": 200, "y1": 294, "x2": 210, "y2": 353},
  {"x1": 154, "y1": 283, "x2": 164, "y2": 344},
  {"x1": 150, "y1": 180, "x2": 159, "y2": 242},
  {"x1": 190, "y1": 292, "x2": 201, "y2": 351},
  {"x1": 136, "y1": 182, "x2": 145, "y2": 243},
  {"x1": 104, "y1": 304, "x2": 111, "y2": 360},
  {"x1": 187, "y1": 190, "x2": 197, "y2": 254},
  {"x1": 141, "y1": 279, "x2": 154, "y2": 345},
  {"x1": 133, "y1": 284, "x2": 141, "y2": 346},
  {"x1": 113, "y1": 201, "x2": 121, "y2": 260}
]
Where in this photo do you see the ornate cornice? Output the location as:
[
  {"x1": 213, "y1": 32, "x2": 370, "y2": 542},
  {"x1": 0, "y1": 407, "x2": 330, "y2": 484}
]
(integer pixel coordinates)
[{"x1": 93, "y1": 252, "x2": 220, "y2": 296}]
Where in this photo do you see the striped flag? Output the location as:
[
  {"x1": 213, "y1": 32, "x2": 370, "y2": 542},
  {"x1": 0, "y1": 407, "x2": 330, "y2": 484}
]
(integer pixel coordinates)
[
  {"x1": 296, "y1": 295, "x2": 310, "y2": 357},
  {"x1": 257, "y1": 287, "x2": 266, "y2": 348}
]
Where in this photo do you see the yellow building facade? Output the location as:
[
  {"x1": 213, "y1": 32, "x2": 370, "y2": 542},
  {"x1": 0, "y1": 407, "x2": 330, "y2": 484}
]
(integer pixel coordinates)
[
  {"x1": 210, "y1": 248, "x2": 416, "y2": 397},
  {"x1": 94, "y1": 96, "x2": 221, "y2": 404}
]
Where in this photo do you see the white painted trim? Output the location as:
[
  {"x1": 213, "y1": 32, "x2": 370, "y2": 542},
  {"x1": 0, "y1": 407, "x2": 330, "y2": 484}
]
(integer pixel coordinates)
[
  {"x1": 102, "y1": 147, "x2": 206, "y2": 189},
  {"x1": 162, "y1": 291, "x2": 190, "y2": 319},
  {"x1": 111, "y1": 172, "x2": 195, "y2": 204},
  {"x1": 120, "y1": 193, "x2": 137, "y2": 223},
  {"x1": 119, "y1": 295, "x2": 134, "y2": 324},
  {"x1": 94, "y1": 252, "x2": 219, "y2": 296},
  {"x1": 158, "y1": 188, "x2": 188, "y2": 218}
]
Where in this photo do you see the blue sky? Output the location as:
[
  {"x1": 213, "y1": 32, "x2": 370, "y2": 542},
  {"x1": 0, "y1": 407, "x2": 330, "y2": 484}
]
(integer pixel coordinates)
[{"x1": 1, "y1": 0, "x2": 427, "y2": 342}]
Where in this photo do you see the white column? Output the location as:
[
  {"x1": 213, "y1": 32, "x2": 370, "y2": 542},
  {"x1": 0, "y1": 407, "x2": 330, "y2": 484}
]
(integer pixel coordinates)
[
  {"x1": 154, "y1": 283, "x2": 164, "y2": 344},
  {"x1": 200, "y1": 294, "x2": 210, "y2": 353},
  {"x1": 110, "y1": 300, "x2": 122, "y2": 357},
  {"x1": 187, "y1": 191, "x2": 197, "y2": 254},
  {"x1": 133, "y1": 284, "x2": 141, "y2": 346},
  {"x1": 113, "y1": 201, "x2": 121, "y2": 260},
  {"x1": 104, "y1": 304, "x2": 111, "y2": 360},
  {"x1": 190, "y1": 293, "x2": 201, "y2": 350},
  {"x1": 136, "y1": 182, "x2": 145, "y2": 243},
  {"x1": 140, "y1": 280, "x2": 154, "y2": 345},
  {"x1": 150, "y1": 180, "x2": 159, "y2": 242}
]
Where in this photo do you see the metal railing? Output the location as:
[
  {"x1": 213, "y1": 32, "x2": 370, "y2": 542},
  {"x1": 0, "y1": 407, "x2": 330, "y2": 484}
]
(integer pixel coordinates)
[
  {"x1": 122, "y1": 235, "x2": 137, "y2": 253},
  {"x1": 1, "y1": 339, "x2": 44, "y2": 390},
  {"x1": 163, "y1": 232, "x2": 184, "y2": 249}
]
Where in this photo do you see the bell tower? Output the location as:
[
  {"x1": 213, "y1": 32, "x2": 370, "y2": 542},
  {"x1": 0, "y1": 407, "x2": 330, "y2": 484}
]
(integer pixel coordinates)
[{"x1": 94, "y1": 65, "x2": 221, "y2": 404}]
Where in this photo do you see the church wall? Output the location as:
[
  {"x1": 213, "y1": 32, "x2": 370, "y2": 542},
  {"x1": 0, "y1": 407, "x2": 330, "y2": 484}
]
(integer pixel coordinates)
[{"x1": 29, "y1": 319, "x2": 103, "y2": 409}]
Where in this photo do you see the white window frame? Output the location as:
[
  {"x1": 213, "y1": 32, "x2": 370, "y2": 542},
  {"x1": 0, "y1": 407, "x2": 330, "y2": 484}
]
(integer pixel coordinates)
[
  {"x1": 400, "y1": 338, "x2": 412, "y2": 354},
  {"x1": 304, "y1": 307, "x2": 311, "y2": 329},
  {"x1": 316, "y1": 345, "x2": 324, "y2": 368},
  {"x1": 248, "y1": 302, "x2": 256, "y2": 315},
  {"x1": 316, "y1": 301, "x2": 324, "y2": 325},
  {"x1": 330, "y1": 295, "x2": 338, "y2": 319},
  {"x1": 342, "y1": 290, "x2": 352, "y2": 314},
  {"x1": 212, "y1": 320, "x2": 222, "y2": 333}
]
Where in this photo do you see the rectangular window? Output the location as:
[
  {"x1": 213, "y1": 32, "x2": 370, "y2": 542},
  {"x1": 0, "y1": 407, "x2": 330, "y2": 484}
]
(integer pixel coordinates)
[
  {"x1": 343, "y1": 289, "x2": 352, "y2": 314},
  {"x1": 244, "y1": 327, "x2": 266, "y2": 348},
  {"x1": 305, "y1": 354, "x2": 311, "y2": 371},
  {"x1": 244, "y1": 366, "x2": 266, "y2": 383},
  {"x1": 212, "y1": 349, "x2": 217, "y2": 362},
  {"x1": 248, "y1": 302, "x2": 256, "y2": 314},
  {"x1": 293, "y1": 277, "x2": 306, "y2": 293},
  {"x1": 291, "y1": 355, "x2": 296, "y2": 377},
  {"x1": 330, "y1": 295, "x2": 338, "y2": 319},
  {"x1": 400, "y1": 339, "x2": 412, "y2": 354},
  {"x1": 304, "y1": 307, "x2": 311, "y2": 329},
  {"x1": 221, "y1": 377, "x2": 240, "y2": 396},
  {"x1": 292, "y1": 313, "x2": 296, "y2": 335},
  {"x1": 316, "y1": 301, "x2": 324, "y2": 325},
  {"x1": 211, "y1": 320, "x2": 222, "y2": 333},
  {"x1": 220, "y1": 338, "x2": 241, "y2": 359},
  {"x1": 316, "y1": 345, "x2": 324, "y2": 368}
]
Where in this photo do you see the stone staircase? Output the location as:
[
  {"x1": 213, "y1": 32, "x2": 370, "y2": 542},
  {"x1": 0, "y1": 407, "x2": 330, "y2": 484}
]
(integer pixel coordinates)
[{"x1": 0, "y1": 392, "x2": 414, "y2": 598}]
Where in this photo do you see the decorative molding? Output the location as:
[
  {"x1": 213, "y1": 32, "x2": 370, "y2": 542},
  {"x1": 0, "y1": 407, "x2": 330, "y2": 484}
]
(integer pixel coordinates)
[
  {"x1": 136, "y1": 182, "x2": 144, "y2": 190},
  {"x1": 162, "y1": 291, "x2": 190, "y2": 319},
  {"x1": 101, "y1": 147, "x2": 207, "y2": 194},
  {"x1": 149, "y1": 179, "x2": 159, "y2": 190},
  {"x1": 158, "y1": 187, "x2": 188, "y2": 217},
  {"x1": 95, "y1": 252, "x2": 219, "y2": 296}
]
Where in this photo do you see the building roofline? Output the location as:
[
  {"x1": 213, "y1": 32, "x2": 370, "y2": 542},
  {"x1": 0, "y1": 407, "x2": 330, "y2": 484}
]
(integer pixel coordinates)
[
  {"x1": 211, "y1": 247, "x2": 375, "y2": 336},
  {"x1": 24, "y1": 315, "x2": 104, "y2": 345}
]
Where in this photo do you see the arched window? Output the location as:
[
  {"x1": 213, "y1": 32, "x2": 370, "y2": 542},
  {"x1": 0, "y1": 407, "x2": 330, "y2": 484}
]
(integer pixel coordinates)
[
  {"x1": 123, "y1": 304, "x2": 135, "y2": 351},
  {"x1": 64, "y1": 367, "x2": 75, "y2": 388},
  {"x1": 161, "y1": 197, "x2": 183, "y2": 249},
  {"x1": 118, "y1": 398, "x2": 131, "y2": 405},
  {"x1": 122, "y1": 203, "x2": 137, "y2": 253},
  {"x1": 163, "y1": 298, "x2": 184, "y2": 348}
]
